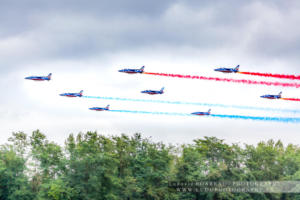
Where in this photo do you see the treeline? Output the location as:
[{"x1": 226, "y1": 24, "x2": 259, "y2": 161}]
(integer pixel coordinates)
[{"x1": 1, "y1": 130, "x2": 300, "y2": 200}]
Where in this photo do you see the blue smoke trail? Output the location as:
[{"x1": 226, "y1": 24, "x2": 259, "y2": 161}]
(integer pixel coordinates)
[
  {"x1": 109, "y1": 110, "x2": 191, "y2": 116},
  {"x1": 108, "y1": 110, "x2": 300, "y2": 123},
  {"x1": 83, "y1": 96, "x2": 300, "y2": 114},
  {"x1": 210, "y1": 114, "x2": 300, "y2": 123}
]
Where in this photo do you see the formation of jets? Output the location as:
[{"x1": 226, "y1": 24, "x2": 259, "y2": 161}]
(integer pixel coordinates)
[
  {"x1": 25, "y1": 73, "x2": 52, "y2": 81},
  {"x1": 214, "y1": 66, "x2": 286, "y2": 101},
  {"x1": 24, "y1": 65, "x2": 289, "y2": 116}
]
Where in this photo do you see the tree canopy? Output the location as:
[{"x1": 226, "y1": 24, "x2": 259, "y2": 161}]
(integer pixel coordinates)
[{"x1": 1, "y1": 130, "x2": 300, "y2": 200}]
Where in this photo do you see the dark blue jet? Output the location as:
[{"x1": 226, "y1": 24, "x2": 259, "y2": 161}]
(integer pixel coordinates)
[
  {"x1": 191, "y1": 109, "x2": 211, "y2": 116},
  {"x1": 214, "y1": 65, "x2": 239, "y2": 73},
  {"x1": 60, "y1": 90, "x2": 83, "y2": 98},
  {"x1": 141, "y1": 87, "x2": 164, "y2": 95},
  {"x1": 25, "y1": 73, "x2": 52, "y2": 81},
  {"x1": 118, "y1": 66, "x2": 144, "y2": 74},
  {"x1": 260, "y1": 92, "x2": 282, "y2": 99},
  {"x1": 89, "y1": 105, "x2": 110, "y2": 111}
]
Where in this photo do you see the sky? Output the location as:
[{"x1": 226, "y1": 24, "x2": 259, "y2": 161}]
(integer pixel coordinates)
[{"x1": 1, "y1": 0, "x2": 300, "y2": 145}]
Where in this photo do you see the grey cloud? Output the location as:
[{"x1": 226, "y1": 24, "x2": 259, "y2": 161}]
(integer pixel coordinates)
[
  {"x1": 0, "y1": 0, "x2": 174, "y2": 37},
  {"x1": 2, "y1": 0, "x2": 300, "y2": 70}
]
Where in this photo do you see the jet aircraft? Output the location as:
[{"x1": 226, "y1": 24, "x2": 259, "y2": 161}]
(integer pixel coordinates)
[
  {"x1": 191, "y1": 109, "x2": 211, "y2": 116},
  {"x1": 89, "y1": 105, "x2": 110, "y2": 111},
  {"x1": 141, "y1": 87, "x2": 164, "y2": 95},
  {"x1": 60, "y1": 90, "x2": 83, "y2": 97},
  {"x1": 118, "y1": 66, "x2": 144, "y2": 74},
  {"x1": 25, "y1": 73, "x2": 52, "y2": 81},
  {"x1": 260, "y1": 92, "x2": 282, "y2": 99},
  {"x1": 214, "y1": 65, "x2": 240, "y2": 73}
]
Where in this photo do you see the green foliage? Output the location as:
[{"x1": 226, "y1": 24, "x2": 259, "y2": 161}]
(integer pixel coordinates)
[
  {"x1": 1, "y1": 130, "x2": 300, "y2": 199},
  {"x1": 0, "y1": 145, "x2": 33, "y2": 200},
  {"x1": 36, "y1": 178, "x2": 75, "y2": 200}
]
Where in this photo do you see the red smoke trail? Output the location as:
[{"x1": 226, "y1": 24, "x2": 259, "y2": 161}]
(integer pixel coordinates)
[
  {"x1": 143, "y1": 72, "x2": 300, "y2": 88},
  {"x1": 281, "y1": 98, "x2": 300, "y2": 102},
  {"x1": 238, "y1": 72, "x2": 300, "y2": 80}
]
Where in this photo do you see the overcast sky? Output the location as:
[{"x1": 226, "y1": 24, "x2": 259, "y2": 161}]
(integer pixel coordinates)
[{"x1": 1, "y1": 0, "x2": 300, "y2": 145}]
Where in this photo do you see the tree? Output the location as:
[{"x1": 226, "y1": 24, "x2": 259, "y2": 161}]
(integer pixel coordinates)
[{"x1": 0, "y1": 145, "x2": 33, "y2": 200}]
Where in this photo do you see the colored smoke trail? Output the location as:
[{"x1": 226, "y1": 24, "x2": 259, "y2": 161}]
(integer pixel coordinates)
[
  {"x1": 109, "y1": 110, "x2": 190, "y2": 116},
  {"x1": 143, "y1": 72, "x2": 300, "y2": 88},
  {"x1": 281, "y1": 98, "x2": 300, "y2": 102},
  {"x1": 238, "y1": 71, "x2": 300, "y2": 80},
  {"x1": 82, "y1": 96, "x2": 300, "y2": 114},
  {"x1": 108, "y1": 110, "x2": 300, "y2": 123},
  {"x1": 210, "y1": 114, "x2": 300, "y2": 123}
]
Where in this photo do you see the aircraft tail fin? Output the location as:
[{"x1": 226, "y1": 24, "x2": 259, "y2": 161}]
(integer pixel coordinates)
[
  {"x1": 79, "y1": 90, "x2": 83, "y2": 95},
  {"x1": 235, "y1": 65, "x2": 240, "y2": 71},
  {"x1": 47, "y1": 73, "x2": 52, "y2": 80},
  {"x1": 140, "y1": 66, "x2": 145, "y2": 72},
  {"x1": 106, "y1": 105, "x2": 110, "y2": 110},
  {"x1": 208, "y1": 109, "x2": 211, "y2": 114},
  {"x1": 160, "y1": 87, "x2": 165, "y2": 92},
  {"x1": 279, "y1": 91, "x2": 282, "y2": 97}
]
